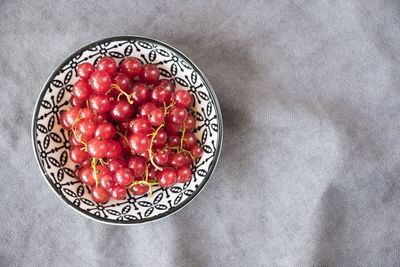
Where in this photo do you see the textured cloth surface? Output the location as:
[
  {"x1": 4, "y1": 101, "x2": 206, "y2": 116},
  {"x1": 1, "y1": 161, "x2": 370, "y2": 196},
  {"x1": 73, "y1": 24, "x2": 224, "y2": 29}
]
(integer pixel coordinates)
[{"x1": 1, "y1": 0, "x2": 400, "y2": 266}]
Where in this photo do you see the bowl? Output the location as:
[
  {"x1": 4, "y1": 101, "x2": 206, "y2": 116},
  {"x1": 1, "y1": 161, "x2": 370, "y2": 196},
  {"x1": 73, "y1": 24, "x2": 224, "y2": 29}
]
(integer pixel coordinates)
[{"x1": 32, "y1": 36, "x2": 222, "y2": 224}]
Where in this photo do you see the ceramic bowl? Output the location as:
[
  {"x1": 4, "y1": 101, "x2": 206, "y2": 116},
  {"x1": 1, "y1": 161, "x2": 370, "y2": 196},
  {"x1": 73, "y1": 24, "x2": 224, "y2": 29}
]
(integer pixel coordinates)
[{"x1": 32, "y1": 36, "x2": 222, "y2": 224}]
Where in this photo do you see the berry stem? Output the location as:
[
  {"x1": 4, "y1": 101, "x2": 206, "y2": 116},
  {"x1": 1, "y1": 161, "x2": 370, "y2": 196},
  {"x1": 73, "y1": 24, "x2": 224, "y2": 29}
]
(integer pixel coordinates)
[
  {"x1": 91, "y1": 158, "x2": 99, "y2": 187},
  {"x1": 148, "y1": 122, "x2": 165, "y2": 171},
  {"x1": 180, "y1": 124, "x2": 186, "y2": 149},
  {"x1": 163, "y1": 100, "x2": 175, "y2": 116},
  {"x1": 106, "y1": 84, "x2": 134, "y2": 104},
  {"x1": 115, "y1": 130, "x2": 129, "y2": 144}
]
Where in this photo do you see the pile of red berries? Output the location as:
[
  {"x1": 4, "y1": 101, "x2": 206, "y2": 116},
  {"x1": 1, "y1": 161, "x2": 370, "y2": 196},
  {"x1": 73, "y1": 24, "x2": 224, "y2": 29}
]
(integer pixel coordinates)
[{"x1": 60, "y1": 56, "x2": 203, "y2": 204}]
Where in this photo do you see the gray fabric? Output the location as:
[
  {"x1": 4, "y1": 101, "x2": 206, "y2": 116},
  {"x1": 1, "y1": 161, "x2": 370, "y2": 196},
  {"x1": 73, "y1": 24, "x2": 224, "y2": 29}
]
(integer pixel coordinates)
[{"x1": 1, "y1": 0, "x2": 400, "y2": 266}]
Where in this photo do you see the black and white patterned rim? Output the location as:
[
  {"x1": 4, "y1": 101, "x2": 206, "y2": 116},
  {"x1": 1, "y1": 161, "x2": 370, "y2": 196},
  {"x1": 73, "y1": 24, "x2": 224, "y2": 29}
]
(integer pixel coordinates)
[{"x1": 31, "y1": 36, "x2": 223, "y2": 225}]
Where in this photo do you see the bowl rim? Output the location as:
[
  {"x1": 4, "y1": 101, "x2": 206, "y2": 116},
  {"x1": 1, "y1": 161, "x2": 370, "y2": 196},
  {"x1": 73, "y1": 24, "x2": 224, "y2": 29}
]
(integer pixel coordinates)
[{"x1": 31, "y1": 35, "x2": 223, "y2": 225}]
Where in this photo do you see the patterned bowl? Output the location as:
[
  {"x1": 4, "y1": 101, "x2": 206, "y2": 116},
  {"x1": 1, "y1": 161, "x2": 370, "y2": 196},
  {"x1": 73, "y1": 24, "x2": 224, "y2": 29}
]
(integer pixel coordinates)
[{"x1": 32, "y1": 36, "x2": 222, "y2": 224}]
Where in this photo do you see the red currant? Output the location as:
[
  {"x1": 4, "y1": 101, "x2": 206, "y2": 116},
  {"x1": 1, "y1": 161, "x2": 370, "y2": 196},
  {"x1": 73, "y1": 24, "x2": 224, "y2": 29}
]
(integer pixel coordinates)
[
  {"x1": 69, "y1": 95, "x2": 86, "y2": 108},
  {"x1": 73, "y1": 80, "x2": 92, "y2": 101},
  {"x1": 97, "y1": 56, "x2": 117, "y2": 75},
  {"x1": 112, "y1": 72, "x2": 131, "y2": 91},
  {"x1": 191, "y1": 145, "x2": 203, "y2": 158},
  {"x1": 60, "y1": 107, "x2": 81, "y2": 130},
  {"x1": 69, "y1": 131, "x2": 91, "y2": 147},
  {"x1": 155, "y1": 79, "x2": 175, "y2": 94},
  {"x1": 110, "y1": 99, "x2": 135, "y2": 122},
  {"x1": 77, "y1": 62, "x2": 95, "y2": 80},
  {"x1": 128, "y1": 157, "x2": 146, "y2": 177},
  {"x1": 129, "y1": 133, "x2": 150, "y2": 154},
  {"x1": 148, "y1": 107, "x2": 165, "y2": 127},
  {"x1": 80, "y1": 167, "x2": 95, "y2": 186},
  {"x1": 153, "y1": 128, "x2": 168, "y2": 148},
  {"x1": 129, "y1": 117, "x2": 152, "y2": 135},
  {"x1": 94, "y1": 122, "x2": 116, "y2": 140},
  {"x1": 182, "y1": 132, "x2": 197, "y2": 149},
  {"x1": 111, "y1": 185, "x2": 127, "y2": 200},
  {"x1": 121, "y1": 57, "x2": 142, "y2": 77},
  {"x1": 105, "y1": 140, "x2": 122, "y2": 159},
  {"x1": 90, "y1": 70, "x2": 112, "y2": 94},
  {"x1": 173, "y1": 90, "x2": 191, "y2": 107},
  {"x1": 107, "y1": 158, "x2": 127, "y2": 174},
  {"x1": 168, "y1": 106, "x2": 188, "y2": 125},
  {"x1": 184, "y1": 114, "x2": 196, "y2": 131},
  {"x1": 165, "y1": 120, "x2": 183, "y2": 135},
  {"x1": 154, "y1": 149, "x2": 170, "y2": 166},
  {"x1": 131, "y1": 184, "x2": 149, "y2": 196},
  {"x1": 150, "y1": 86, "x2": 169, "y2": 105},
  {"x1": 99, "y1": 173, "x2": 115, "y2": 192},
  {"x1": 158, "y1": 168, "x2": 177, "y2": 188},
  {"x1": 138, "y1": 102, "x2": 157, "y2": 120},
  {"x1": 169, "y1": 153, "x2": 185, "y2": 167},
  {"x1": 87, "y1": 137, "x2": 109, "y2": 158},
  {"x1": 69, "y1": 146, "x2": 89, "y2": 164},
  {"x1": 89, "y1": 94, "x2": 111, "y2": 115},
  {"x1": 76, "y1": 118, "x2": 96, "y2": 138},
  {"x1": 74, "y1": 167, "x2": 82, "y2": 179},
  {"x1": 139, "y1": 64, "x2": 160, "y2": 84},
  {"x1": 168, "y1": 135, "x2": 180, "y2": 147},
  {"x1": 115, "y1": 168, "x2": 134, "y2": 186},
  {"x1": 81, "y1": 108, "x2": 94, "y2": 119},
  {"x1": 176, "y1": 165, "x2": 192, "y2": 183},
  {"x1": 129, "y1": 82, "x2": 150, "y2": 105},
  {"x1": 91, "y1": 186, "x2": 110, "y2": 204}
]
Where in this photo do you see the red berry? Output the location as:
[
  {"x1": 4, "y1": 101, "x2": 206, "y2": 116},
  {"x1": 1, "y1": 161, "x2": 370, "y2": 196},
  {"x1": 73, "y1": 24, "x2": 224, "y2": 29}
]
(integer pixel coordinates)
[
  {"x1": 148, "y1": 165, "x2": 159, "y2": 181},
  {"x1": 169, "y1": 153, "x2": 185, "y2": 167},
  {"x1": 89, "y1": 94, "x2": 111, "y2": 115},
  {"x1": 93, "y1": 165, "x2": 110, "y2": 181},
  {"x1": 69, "y1": 95, "x2": 86, "y2": 108},
  {"x1": 90, "y1": 70, "x2": 112, "y2": 94},
  {"x1": 110, "y1": 99, "x2": 135, "y2": 122},
  {"x1": 111, "y1": 185, "x2": 127, "y2": 200},
  {"x1": 97, "y1": 56, "x2": 117, "y2": 75},
  {"x1": 74, "y1": 167, "x2": 82, "y2": 179},
  {"x1": 176, "y1": 165, "x2": 192, "y2": 183},
  {"x1": 184, "y1": 115, "x2": 196, "y2": 132},
  {"x1": 153, "y1": 128, "x2": 168, "y2": 148},
  {"x1": 115, "y1": 168, "x2": 134, "y2": 186},
  {"x1": 129, "y1": 117, "x2": 151, "y2": 135},
  {"x1": 112, "y1": 72, "x2": 131, "y2": 91},
  {"x1": 148, "y1": 107, "x2": 165, "y2": 127},
  {"x1": 69, "y1": 146, "x2": 89, "y2": 164},
  {"x1": 128, "y1": 157, "x2": 146, "y2": 177},
  {"x1": 117, "y1": 120, "x2": 131, "y2": 133},
  {"x1": 95, "y1": 122, "x2": 116, "y2": 140},
  {"x1": 81, "y1": 157, "x2": 93, "y2": 167},
  {"x1": 131, "y1": 184, "x2": 149, "y2": 196},
  {"x1": 121, "y1": 58, "x2": 142, "y2": 77},
  {"x1": 182, "y1": 153, "x2": 192, "y2": 165},
  {"x1": 151, "y1": 86, "x2": 169, "y2": 105},
  {"x1": 191, "y1": 145, "x2": 203, "y2": 158},
  {"x1": 188, "y1": 95, "x2": 194, "y2": 107},
  {"x1": 172, "y1": 90, "x2": 191, "y2": 107},
  {"x1": 154, "y1": 149, "x2": 170, "y2": 166},
  {"x1": 138, "y1": 102, "x2": 157, "y2": 121},
  {"x1": 76, "y1": 119, "x2": 96, "y2": 138},
  {"x1": 129, "y1": 133, "x2": 150, "y2": 154},
  {"x1": 69, "y1": 131, "x2": 91, "y2": 147},
  {"x1": 165, "y1": 120, "x2": 183, "y2": 135},
  {"x1": 77, "y1": 62, "x2": 95, "y2": 80},
  {"x1": 87, "y1": 138, "x2": 109, "y2": 158},
  {"x1": 129, "y1": 82, "x2": 150, "y2": 105},
  {"x1": 80, "y1": 167, "x2": 95, "y2": 186},
  {"x1": 92, "y1": 112, "x2": 110, "y2": 124},
  {"x1": 182, "y1": 132, "x2": 197, "y2": 149},
  {"x1": 99, "y1": 173, "x2": 115, "y2": 192},
  {"x1": 107, "y1": 158, "x2": 127, "y2": 174},
  {"x1": 81, "y1": 108, "x2": 94, "y2": 119},
  {"x1": 91, "y1": 186, "x2": 110, "y2": 204},
  {"x1": 117, "y1": 135, "x2": 130, "y2": 154},
  {"x1": 168, "y1": 135, "x2": 180, "y2": 147},
  {"x1": 158, "y1": 168, "x2": 177, "y2": 188},
  {"x1": 168, "y1": 106, "x2": 188, "y2": 125},
  {"x1": 60, "y1": 107, "x2": 81, "y2": 130},
  {"x1": 105, "y1": 140, "x2": 122, "y2": 159},
  {"x1": 155, "y1": 79, "x2": 175, "y2": 94},
  {"x1": 139, "y1": 64, "x2": 160, "y2": 84},
  {"x1": 73, "y1": 80, "x2": 92, "y2": 100}
]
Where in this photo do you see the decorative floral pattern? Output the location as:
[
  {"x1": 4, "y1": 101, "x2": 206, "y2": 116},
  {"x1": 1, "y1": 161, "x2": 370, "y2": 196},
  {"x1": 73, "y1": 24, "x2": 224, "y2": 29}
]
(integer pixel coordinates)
[{"x1": 32, "y1": 37, "x2": 222, "y2": 224}]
